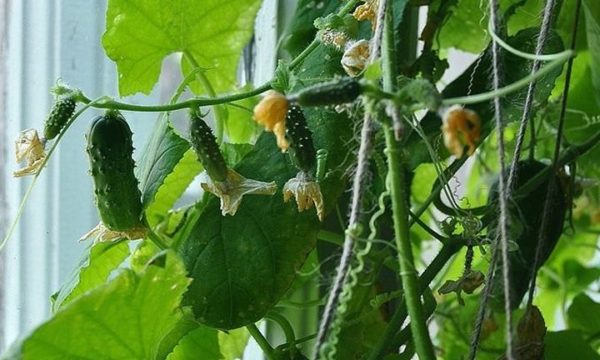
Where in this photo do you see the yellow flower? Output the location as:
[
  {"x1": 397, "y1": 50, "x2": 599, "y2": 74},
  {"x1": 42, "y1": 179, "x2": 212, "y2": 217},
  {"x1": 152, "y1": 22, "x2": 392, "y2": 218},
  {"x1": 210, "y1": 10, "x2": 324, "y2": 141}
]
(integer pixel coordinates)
[
  {"x1": 441, "y1": 105, "x2": 481, "y2": 158},
  {"x1": 201, "y1": 169, "x2": 277, "y2": 216},
  {"x1": 13, "y1": 128, "x2": 46, "y2": 177},
  {"x1": 80, "y1": 223, "x2": 147, "y2": 242},
  {"x1": 341, "y1": 40, "x2": 370, "y2": 77},
  {"x1": 353, "y1": 0, "x2": 378, "y2": 30},
  {"x1": 254, "y1": 90, "x2": 289, "y2": 151},
  {"x1": 283, "y1": 172, "x2": 325, "y2": 221}
]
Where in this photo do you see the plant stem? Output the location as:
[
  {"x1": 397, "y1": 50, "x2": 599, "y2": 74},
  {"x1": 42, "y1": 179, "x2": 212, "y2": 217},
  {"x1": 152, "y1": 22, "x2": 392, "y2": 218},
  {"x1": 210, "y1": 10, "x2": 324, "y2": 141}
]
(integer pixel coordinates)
[
  {"x1": 440, "y1": 50, "x2": 572, "y2": 106},
  {"x1": 383, "y1": 126, "x2": 436, "y2": 360},
  {"x1": 266, "y1": 311, "x2": 297, "y2": 353},
  {"x1": 367, "y1": 243, "x2": 461, "y2": 359},
  {"x1": 246, "y1": 324, "x2": 276, "y2": 360},
  {"x1": 381, "y1": 2, "x2": 436, "y2": 358},
  {"x1": 77, "y1": 84, "x2": 270, "y2": 112}
]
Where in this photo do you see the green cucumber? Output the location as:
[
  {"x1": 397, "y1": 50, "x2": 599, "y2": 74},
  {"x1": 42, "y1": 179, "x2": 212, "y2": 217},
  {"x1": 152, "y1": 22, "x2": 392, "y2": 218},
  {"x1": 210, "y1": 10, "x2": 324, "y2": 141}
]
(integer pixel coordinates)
[
  {"x1": 294, "y1": 77, "x2": 362, "y2": 107},
  {"x1": 489, "y1": 159, "x2": 566, "y2": 310},
  {"x1": 285, "y1": 105, "x2": 316, "y2": 173},
  {"x1": 44, "y1": 95, "x2": 76, "y2": 140},
  {"x1": 189, "y1": 110, "x2": 228, "y2": 182},
  {"x1": 86, "y1": 110, "x2": 143, "y2": 231}
]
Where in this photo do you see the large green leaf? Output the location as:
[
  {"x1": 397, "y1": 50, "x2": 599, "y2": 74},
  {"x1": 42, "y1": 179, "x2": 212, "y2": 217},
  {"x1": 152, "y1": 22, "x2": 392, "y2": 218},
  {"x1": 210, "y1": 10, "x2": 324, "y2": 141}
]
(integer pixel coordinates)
[
  {"x1": 583, "y1": 0, "x2": 600, "y2": 106},
  {"x1": 545, "y1": 330, "x2": 600, "y2": 360},
  {"x1": 138, "y1": 119, "x2": 191, "y2": 210},
  {"x1": 567, "y1": 292, "x2": 600, "y2": 335},
  {"x1": 4, "y1": 252, "x2": 191, "y2": 360},
  {"x1": 51, "y1": 241, "x2": 129, "y2": 312},
  {"x1": 178, "y1": 45, "x2": 354, "y2": 329},
  {"x1": 166, "y1": 326, "x2": 221, "y2": 360},
  {"x1": 103, "y1": 0, "x2": 262, "y2": 96}
]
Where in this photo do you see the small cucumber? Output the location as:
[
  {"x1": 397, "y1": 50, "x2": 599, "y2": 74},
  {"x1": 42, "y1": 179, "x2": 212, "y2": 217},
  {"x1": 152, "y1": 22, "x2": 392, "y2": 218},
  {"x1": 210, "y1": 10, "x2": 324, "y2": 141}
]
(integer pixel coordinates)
[
  {"x1": 489, "y1": 159, "x2": 566, "y2": 310},
  {"x1": 294, "y1": 77, "x2": 362, "y2": 107},
  {"x1": 285, "y1": 105, "x2": 316, "y2": 173},
  {"x1": 44, "y1": 95, "x2": 76, "y2": 140},
  {"x1": 86, "y1": 110, "x2": 143, "y2": 231},
  {"x1": 189, "y1": 110, "x2": 228, "y2": 182}
]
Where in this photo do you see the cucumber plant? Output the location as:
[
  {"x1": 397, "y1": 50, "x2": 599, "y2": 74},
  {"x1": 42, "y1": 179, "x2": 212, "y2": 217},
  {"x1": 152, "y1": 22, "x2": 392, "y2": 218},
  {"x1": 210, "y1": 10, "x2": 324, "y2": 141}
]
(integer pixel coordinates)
[{"x1": 4, "y1": 0, "x2": 600, "y2": 359}]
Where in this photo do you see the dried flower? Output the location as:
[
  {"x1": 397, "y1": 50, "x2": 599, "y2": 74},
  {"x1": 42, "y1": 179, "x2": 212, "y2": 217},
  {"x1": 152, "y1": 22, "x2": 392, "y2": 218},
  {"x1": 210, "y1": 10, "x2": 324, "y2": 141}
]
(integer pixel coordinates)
[
  {"x1": 320, "y1": 30, "x2": 350, "y2": 50},
  {"x1": 14, "y1": 128, "x2": 46, "y2": 177},
  {"x1": 80, "y1": 223, "x2": 147, "y2": 242},
  {"x1": 438, "y1": 269, "x2": 485, "y2": 305},
  {"x1": 441, "y1": 105, "x2": 481, "y2": 158},
  {"x1": 254, "y1": 91, "x2": 290, "y2": 151},
  {"x1": 283, "y1": 171, "x2": 325, "y2": 221},
  {"x1": 341, "y1": 40, "x2": 370, "y2": 77},
  {"x1": 202, "y1": 169, "x2": 277, "y2": 216}
]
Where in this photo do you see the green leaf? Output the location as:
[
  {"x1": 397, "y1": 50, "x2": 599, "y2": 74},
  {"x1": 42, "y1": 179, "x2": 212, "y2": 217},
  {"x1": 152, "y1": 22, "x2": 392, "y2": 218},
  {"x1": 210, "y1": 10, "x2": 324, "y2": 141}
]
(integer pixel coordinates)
[
  {"x1": 145, "y1": 148, "x2": 203, "y2": 227},
  {"x1": 103, "y1": 0, "x2": 262, "y2": 96},
  {"x1": 282, "y1": 0, "x2": 340, "y2": 57},
  {"x1": 567, "y1": 292, "x2": 600, "y2": 335},
  {"x1": 545, "y1": 330, "x2": 600, "y2": 360},
  {"x1": 6, "y1": 252, "x2": 190, "y2": 360},
  {"x1": 218, "y1": 328, "x2": 250, "y2": 360},
  {"x1": 51, "y1": 241, "x2": 129, "y2": 312},
  {"x1": 166, "y1": 326, "x2": 221, "y2": 360},
  {"x1": 138, "y1": 119, "x2": 191, "y2": 210},
  {"x1": 583, "y1": 0, "x2": 600, "y2": 106},
  {"x1": 178, "y1": 45, "x2": 354, "y2": 329},
  {"x1": 437, "y1": 0, "x2": 489, "y2": 53}
]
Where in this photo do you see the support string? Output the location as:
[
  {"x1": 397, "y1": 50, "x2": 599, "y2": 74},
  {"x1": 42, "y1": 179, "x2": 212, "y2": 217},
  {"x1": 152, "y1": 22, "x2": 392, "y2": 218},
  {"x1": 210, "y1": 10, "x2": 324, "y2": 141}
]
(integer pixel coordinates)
[{"x1": 312, "y1": 1, "x2": 387, "y2": 358}]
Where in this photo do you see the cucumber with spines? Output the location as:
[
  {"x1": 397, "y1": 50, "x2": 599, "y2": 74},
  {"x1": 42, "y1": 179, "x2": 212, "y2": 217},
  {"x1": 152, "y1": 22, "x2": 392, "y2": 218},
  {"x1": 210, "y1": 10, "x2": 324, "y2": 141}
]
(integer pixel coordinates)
[
  {"x1": 293, "y1": 77, "x2": 362, "y2": 107},
  {"x1": 189, "y1": 110, "x2": 228, "y2": 182},
  {"x1": 285, "y1": 105, "x2": 316, "y2": 173},
  {"x1": 44, "y1": 95, "x2": 77, "y2": 140},
  {"x1": 86, "y1": 110, "x2": 143, "y2": 231}
]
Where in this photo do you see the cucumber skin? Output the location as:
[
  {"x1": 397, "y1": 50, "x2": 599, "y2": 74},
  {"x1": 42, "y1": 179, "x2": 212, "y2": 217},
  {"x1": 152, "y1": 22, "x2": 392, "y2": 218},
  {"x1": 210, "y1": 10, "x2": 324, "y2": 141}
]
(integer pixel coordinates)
[
  {"x1": 285, "y1": 105, "x2": 316, "y2": 173},
  {"x1": 87, "y1": 111, "x2": 143, "y2": 231},
  {"x1": 189, "y1": 112, "x2": 228, "y2": 182},
  {"x1": 44, "y1": 96, "x2": 76, "y2": 140},
  {"x1": 489, "y1": 160, "x2": 566, "y2": 310},
  {"x1": 296, "y1": 77, "x2": 362, "y2": 107}
]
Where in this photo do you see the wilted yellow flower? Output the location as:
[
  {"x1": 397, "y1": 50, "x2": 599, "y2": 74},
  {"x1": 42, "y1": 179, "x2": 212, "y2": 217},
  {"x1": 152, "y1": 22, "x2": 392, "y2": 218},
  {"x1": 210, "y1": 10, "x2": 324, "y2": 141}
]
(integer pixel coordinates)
[
  {"x1": 353, "y1": 0, "x2": 378, "y2": 30},
  {"x1": 341, "y1": 40, "x2": 370, "y2": 77},
  {"x1": 202, "y1": 169, "x2": 277, "y2": 216},
  {"x1": 283, "y1": 172, "x2": 325, "y2": 221},
  {"x1": 438, "y1": 269, "x2": 485, "y2": 305},
  {"x1": 441, "y1": 105, "x2": 481, "y2": 158},
  {"x1": 80, "y1": 223, "x2": 147, "y2": 242},
  {"x1": 14, "y1": 128, "x2": 46, "y2": 177},
  {"x1": 254, "y1": 90, "x2": 289, "y2": 151}
]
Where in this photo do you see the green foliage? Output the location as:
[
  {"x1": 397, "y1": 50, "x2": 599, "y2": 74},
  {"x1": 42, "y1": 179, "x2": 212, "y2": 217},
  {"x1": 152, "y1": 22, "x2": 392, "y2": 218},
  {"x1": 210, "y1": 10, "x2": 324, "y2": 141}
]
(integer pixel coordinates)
[
  {"x1": 6, "y1": 0, "x2": 600, "y2": 359},
  {"x1": 4, "y1": 252, "x2": 190, "y2": 360},
  {"x1": 103, "y1": 0, "x2": 262, "y2": 96},
  {"x1": 51, "y1": 241, "x2": 129, "y2": 312}
]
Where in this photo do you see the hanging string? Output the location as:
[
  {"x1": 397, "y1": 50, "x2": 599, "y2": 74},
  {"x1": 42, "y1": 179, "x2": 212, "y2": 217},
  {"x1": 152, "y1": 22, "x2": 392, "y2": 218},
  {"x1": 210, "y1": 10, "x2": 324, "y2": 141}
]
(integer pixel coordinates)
[
  {"x1": 468, "y1": 0, "x2": 515, "y2": 359},
  {"x1": 526, "y1": 0, "x2": 583, "y2": 309},
  {"x1": 508, "y1": 0, "x2": 556, "y2": 184},
  {"x1": 312, "y1": 1, "x2": 387, "y2": 358}
]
